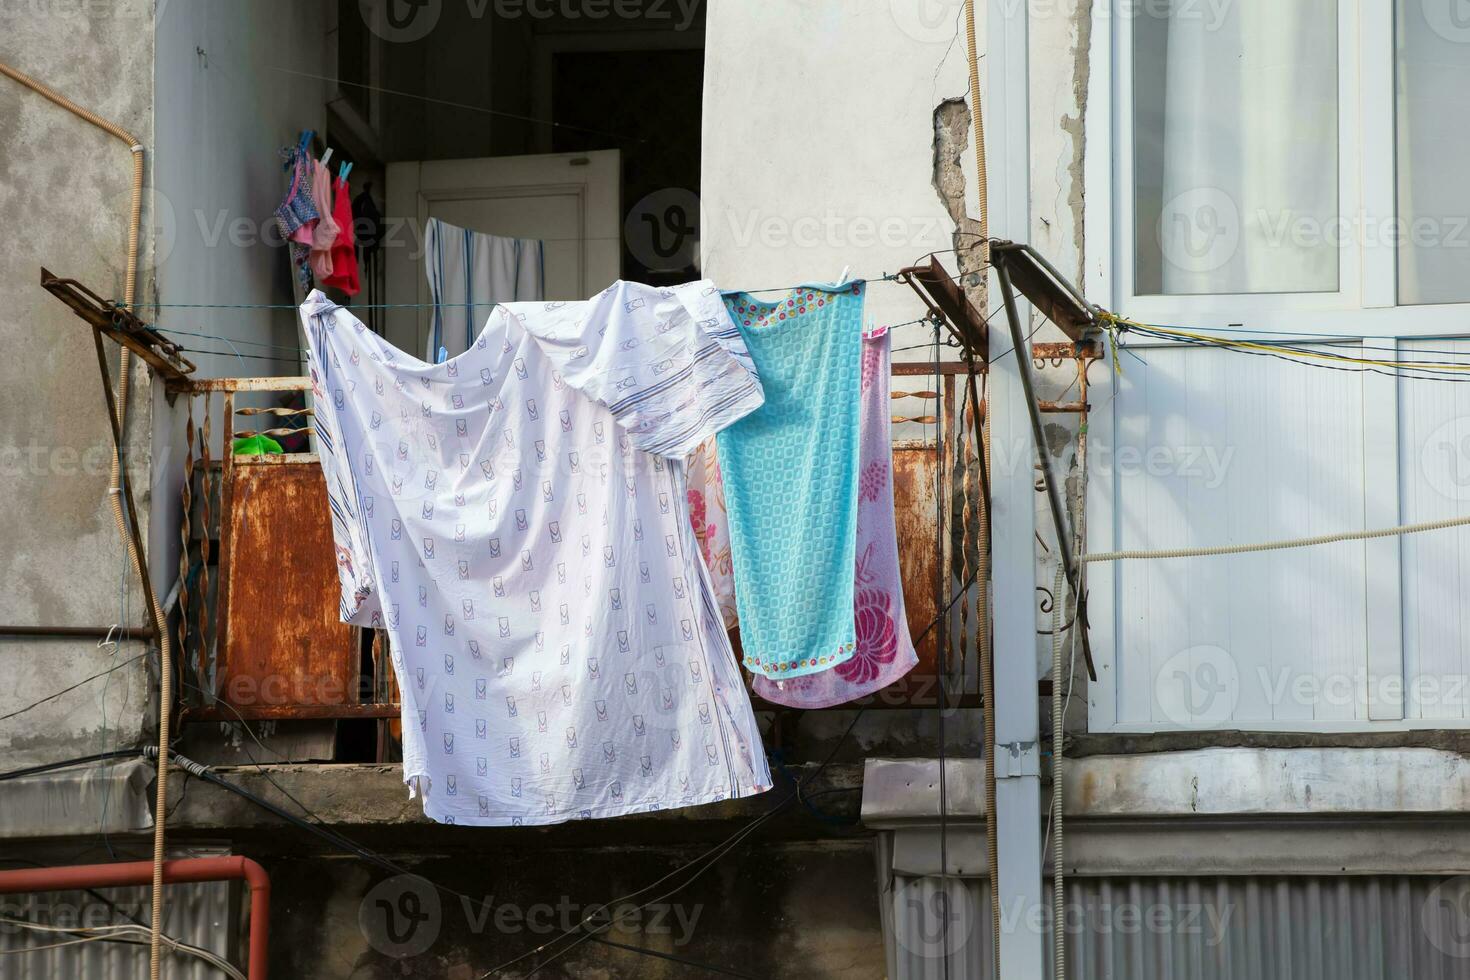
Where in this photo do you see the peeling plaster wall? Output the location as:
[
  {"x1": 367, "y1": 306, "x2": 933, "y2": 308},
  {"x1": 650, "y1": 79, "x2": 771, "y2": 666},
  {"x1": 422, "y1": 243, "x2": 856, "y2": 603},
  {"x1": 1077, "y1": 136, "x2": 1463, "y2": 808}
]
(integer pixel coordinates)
[{"x1": 0, "y1": 0, "x2": 157, "y2": 767}]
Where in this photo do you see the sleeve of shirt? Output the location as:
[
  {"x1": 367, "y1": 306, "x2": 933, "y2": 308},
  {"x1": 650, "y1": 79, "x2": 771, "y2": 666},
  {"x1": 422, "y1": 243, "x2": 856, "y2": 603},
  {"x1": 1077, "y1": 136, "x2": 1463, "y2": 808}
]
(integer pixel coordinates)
[
  {"x1": 299, "y1": 292, "x2": 382, "y2": 627},
  {"x1": 511, "y1": 280, "x2": 764, "y2": 459}
]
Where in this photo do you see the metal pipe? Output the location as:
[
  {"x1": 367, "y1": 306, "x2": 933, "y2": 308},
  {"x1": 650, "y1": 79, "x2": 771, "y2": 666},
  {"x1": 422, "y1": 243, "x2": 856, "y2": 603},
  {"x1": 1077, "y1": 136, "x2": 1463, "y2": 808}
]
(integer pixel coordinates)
[
  {"x1": 996, "y1": 258, "x2": 1096, "y2": 682},
  {"x1": 0, "y1": 856, "x2": 270, "y2": 980},
  {"x1": 996, "y1": 259, "x2": 1078, "y2": 591},
  {"x1": 0, "y1": 626, "x2": 154, "y2": 639}
]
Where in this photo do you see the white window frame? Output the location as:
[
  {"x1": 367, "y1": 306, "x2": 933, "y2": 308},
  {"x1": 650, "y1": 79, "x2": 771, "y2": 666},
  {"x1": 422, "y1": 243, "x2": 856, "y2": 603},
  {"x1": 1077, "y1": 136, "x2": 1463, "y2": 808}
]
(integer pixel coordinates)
[
  {"x1": 1081, "y1": 0, "x2": 1470, "y2": 733},
  {"x1": 1088, "y1": 0, "x2": 1470, "y2": 338}
]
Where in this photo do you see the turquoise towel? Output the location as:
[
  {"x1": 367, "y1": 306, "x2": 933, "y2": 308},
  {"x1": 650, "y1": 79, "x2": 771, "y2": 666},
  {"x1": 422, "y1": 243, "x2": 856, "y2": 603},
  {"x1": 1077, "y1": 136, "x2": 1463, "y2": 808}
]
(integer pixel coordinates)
[{"x1": 717, "y1": 282, "x2": 865, "y2": 678}]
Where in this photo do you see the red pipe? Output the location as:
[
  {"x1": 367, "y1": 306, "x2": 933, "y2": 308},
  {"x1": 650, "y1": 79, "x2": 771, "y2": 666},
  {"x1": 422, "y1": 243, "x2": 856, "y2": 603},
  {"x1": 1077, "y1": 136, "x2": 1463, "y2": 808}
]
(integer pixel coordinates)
[{"x1": 0, "y1": 856, "x2": 269, "y2": 979}]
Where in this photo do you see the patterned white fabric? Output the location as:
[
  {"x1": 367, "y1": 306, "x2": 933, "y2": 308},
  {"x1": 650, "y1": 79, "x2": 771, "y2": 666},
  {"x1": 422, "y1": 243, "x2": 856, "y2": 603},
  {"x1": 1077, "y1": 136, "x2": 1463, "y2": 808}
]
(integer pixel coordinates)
[{"x1": 300, "y1": 282, "x2": 771, "y2": 826}]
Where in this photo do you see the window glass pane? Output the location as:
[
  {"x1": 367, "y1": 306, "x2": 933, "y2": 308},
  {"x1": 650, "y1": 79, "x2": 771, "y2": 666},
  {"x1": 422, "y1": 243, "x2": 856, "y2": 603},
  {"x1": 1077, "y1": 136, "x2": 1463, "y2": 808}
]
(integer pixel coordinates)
[
  {"x1": 1133, "y1": 0, "x2": 1339, "y2": 296},
  {"x1": 1396, "y1": 2, "x2": 1470, "y2": 305}
]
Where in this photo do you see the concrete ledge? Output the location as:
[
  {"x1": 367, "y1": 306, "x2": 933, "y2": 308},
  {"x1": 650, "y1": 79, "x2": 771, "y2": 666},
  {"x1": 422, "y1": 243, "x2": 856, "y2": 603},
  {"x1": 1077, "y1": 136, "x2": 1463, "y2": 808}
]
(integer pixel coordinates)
[
  {"x1": 864, "y1": 746, "x2": 1470, "y2": 822},
  {"x1": 0, "y1": 759, "x2": 154, "y2": 838},
  {"x1": 1066, "y1": 746, "x2": 1470, "y2": 816},
  {"x1": 862, "y1": 749, "x2": 1470, "y2": 877},
  {"x1": 162, "y1": 759, "x2": 867, "y2": 848}
]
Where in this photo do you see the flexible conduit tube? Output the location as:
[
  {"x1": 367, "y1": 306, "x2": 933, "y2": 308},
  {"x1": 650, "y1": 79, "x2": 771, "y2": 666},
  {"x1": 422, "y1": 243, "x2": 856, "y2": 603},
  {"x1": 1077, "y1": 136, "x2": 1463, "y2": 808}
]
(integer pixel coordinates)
[
  {"x1": 1050, "y1": 563, "x2": 1066, "y2": 979},
  {"x1": 0, "y1": 60, "x2": 172, "y2": 980},
  {"x1": 959, "y1": 1, "x2": 1002, "y2": 971}
]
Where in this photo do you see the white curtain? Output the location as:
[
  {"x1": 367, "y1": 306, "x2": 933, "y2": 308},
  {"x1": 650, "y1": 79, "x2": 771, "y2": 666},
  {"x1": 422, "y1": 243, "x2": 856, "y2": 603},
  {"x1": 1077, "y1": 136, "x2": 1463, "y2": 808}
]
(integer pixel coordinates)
[
  {"x1": 1397, "y1": 2, "x2": 1470, "y2": 306},
  {"x1": 1145, "y1": 0, "x2": 1338, "y2": 295},
  {"x1": 424, "y1": 217, "x2": 545, "y2": 362}
]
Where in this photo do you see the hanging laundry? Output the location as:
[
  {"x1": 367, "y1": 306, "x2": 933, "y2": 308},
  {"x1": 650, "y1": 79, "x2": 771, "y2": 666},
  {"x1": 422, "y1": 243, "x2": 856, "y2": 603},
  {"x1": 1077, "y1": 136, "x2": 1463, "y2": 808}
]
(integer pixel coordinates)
[
  {"x1": 307, "y1": 156, "x2": 340, "y2": 282},
  {"x1": 424, "y1": 217, "x2": 545, "y2": 364},
  {"x1": 685, "y1": 438, "x2": 737, "y2": 631},
  {"x1": 321, "y1": 174, "x2": 361, "y2": 296},
  {"x1": 717, "y1": 282, "x2": 866, "y2": 678},
  {"x1": 750, "y1": 327, "x2": 918, "y2": 707},
  {"x1": 274, "y1": 145, "x2": 319, "y2": 289},
  {"x1": 300, "y1": 282, "x2": 770, "y2": 826}
]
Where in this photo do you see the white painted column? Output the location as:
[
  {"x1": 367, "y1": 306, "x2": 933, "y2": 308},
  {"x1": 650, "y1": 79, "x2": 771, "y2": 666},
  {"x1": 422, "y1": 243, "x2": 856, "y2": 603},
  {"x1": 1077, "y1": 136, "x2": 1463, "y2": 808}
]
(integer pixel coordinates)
[{"x1": 983, "y1": 0, "x2": 1046, "y2": 976}]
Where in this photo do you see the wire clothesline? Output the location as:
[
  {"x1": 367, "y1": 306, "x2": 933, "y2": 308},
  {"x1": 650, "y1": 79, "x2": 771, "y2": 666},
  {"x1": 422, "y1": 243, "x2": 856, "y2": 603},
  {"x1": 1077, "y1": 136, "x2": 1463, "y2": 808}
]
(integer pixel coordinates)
[{"x1": 118, "y1": 270, "x2": 949, "y2": 312}]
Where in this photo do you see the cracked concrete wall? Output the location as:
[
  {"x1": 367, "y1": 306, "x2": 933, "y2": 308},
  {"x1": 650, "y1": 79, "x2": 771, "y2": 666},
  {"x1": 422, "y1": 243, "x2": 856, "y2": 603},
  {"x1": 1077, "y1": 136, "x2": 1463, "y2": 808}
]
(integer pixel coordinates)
[{"x1": 0, "y1": 0, "x2": 157, "y2": 767}]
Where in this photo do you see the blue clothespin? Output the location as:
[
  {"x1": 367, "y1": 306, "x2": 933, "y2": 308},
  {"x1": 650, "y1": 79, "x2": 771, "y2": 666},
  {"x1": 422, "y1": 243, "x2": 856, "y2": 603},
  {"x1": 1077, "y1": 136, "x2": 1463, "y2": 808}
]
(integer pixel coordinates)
[
  {"x1": 437, "y1": 346, "x2": 449, "y2": 364},
  {"x1": 339, "y1": 161, "x2": 354, "y2": 182}
]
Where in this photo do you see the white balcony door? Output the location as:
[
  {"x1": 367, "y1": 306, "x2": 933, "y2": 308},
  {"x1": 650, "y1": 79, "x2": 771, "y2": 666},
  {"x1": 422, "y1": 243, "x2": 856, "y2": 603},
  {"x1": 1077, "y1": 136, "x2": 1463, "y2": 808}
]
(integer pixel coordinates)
[{"x1": 384, "y1": 150, "x2": 621, "y2": 356}]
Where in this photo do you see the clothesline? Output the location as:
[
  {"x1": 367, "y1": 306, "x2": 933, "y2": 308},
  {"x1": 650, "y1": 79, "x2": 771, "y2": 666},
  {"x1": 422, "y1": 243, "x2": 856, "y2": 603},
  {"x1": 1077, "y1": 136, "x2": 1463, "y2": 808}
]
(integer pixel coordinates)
[{"x1": 118, "y1": 270, "x2": 951, "y2": 311}]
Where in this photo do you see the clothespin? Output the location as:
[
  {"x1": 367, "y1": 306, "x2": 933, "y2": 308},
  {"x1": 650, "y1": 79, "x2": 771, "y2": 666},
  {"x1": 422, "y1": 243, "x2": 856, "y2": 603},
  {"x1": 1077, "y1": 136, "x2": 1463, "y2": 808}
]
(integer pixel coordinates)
[
  {"x1": 437, "y1": 346, "x2": 449, "y2": 364},
  {"x1": 298, "y1": 129, "x2": 314, "y2": 153},
  {"x1": 339, "y1": 161, "x2": 354, "y2": 182},
  {"x1": 321, "y1": 147, "x2": 334, "y2": 168},
  {"x1": 837, "y1": 265, "x2": 852, "y2": 286}
]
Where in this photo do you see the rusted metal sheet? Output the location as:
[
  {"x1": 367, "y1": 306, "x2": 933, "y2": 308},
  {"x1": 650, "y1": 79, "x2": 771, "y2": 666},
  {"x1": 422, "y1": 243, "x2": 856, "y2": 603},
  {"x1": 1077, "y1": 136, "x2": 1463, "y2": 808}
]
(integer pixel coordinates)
[
  {"x1": 170, "y1": 375, "x2": 312, "y2": 393},
  {"x1": 1031, "y1": 340, "x2": 1103, "y2": 364},
  {"x1": 885, "y1": 442, "x2": 947, "y2": 704},
  {"x1": 216, "y1": 459, "x2": 359, "y2": 714}
]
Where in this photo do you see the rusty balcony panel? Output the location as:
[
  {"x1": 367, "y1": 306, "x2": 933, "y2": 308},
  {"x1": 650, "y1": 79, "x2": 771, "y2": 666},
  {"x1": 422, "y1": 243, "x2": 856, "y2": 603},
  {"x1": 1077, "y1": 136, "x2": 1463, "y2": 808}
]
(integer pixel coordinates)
[
  {"x1": 889, "y1": 441, "x2": 945, "y2": 682},
  {"x1": 215, "y1": 458, "x2": 360, "y2": 715}
]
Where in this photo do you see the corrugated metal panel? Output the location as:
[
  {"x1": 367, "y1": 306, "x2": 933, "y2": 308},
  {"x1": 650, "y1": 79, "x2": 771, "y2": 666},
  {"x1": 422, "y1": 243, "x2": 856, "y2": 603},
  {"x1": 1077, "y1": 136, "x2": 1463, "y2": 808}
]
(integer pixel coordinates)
[
  {"x1": 887, "y1": 874, "x2": 1470, "y2": 979},
  {"x1": 0, "y1": 879, "x2": 236, "y2": 979}
]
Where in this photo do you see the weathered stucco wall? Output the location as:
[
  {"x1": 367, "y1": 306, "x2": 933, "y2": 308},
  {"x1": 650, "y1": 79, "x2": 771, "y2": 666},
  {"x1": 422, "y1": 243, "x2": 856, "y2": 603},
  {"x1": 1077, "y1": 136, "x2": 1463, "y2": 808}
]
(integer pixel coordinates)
[{"x1": 0, "y1": 0, "x2": 157, "y2": 767}]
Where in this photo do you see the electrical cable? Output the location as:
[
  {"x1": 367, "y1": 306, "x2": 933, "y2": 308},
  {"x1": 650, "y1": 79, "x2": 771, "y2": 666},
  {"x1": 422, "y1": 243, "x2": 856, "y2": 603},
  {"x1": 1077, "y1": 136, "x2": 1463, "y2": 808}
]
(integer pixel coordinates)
[
  {"x1": 1105, "y1": 313, "x2": 1470, "y2": 382},
  {"x1": 0, "y1": 915, "x2": 246, "y2": 979},
  {"x1": 0, "y1": 655, "x2": 146, "y2": 724},
  {"x1": 0, "y1": 750, "x2": 142, "y2": 782},
  {"x1": 930, "y1": 318, "x2": 952, "y2": 980}
]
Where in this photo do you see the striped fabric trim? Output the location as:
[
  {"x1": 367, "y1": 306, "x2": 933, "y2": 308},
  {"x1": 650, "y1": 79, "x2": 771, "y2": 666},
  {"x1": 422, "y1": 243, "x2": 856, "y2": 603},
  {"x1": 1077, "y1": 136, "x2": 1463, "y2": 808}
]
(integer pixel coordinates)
[
  {"x1": 641, "y1": 379, "x2": 762, "y2": 458},
  {"x1": 305, "y1": 308, "x2": 379, "y2": 622},
  {"x1": 607, "y1": 342, "x2": 723, "y2": 418}
]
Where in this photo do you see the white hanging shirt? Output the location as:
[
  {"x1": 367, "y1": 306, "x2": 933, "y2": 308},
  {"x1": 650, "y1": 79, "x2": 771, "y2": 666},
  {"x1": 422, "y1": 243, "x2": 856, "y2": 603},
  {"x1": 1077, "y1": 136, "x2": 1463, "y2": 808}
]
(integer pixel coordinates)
[{"x1": 300, "y1": 282, "x2": 771, "y2": 826}]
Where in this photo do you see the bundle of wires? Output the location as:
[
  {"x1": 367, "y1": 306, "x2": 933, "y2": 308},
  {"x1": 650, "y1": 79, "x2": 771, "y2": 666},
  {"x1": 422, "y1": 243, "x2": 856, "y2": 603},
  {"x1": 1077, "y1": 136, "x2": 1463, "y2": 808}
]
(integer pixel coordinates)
[
  {"x1": 1100, "y1": 312, "x2": 1470, "y2": 384},
  {"x1": 0, "y1": 913, "x2": 245, "y2": 980}
]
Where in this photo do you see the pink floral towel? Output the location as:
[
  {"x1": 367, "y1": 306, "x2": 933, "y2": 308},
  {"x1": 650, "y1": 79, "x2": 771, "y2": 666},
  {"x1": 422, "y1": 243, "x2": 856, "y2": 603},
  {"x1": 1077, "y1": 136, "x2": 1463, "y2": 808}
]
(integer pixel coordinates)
[
  {"x1": 686, "y1": 438, "x2": 738, "y2": 631},
  {"x1": 687, "y1": 328, "x2": 917, "y2": 708}
]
